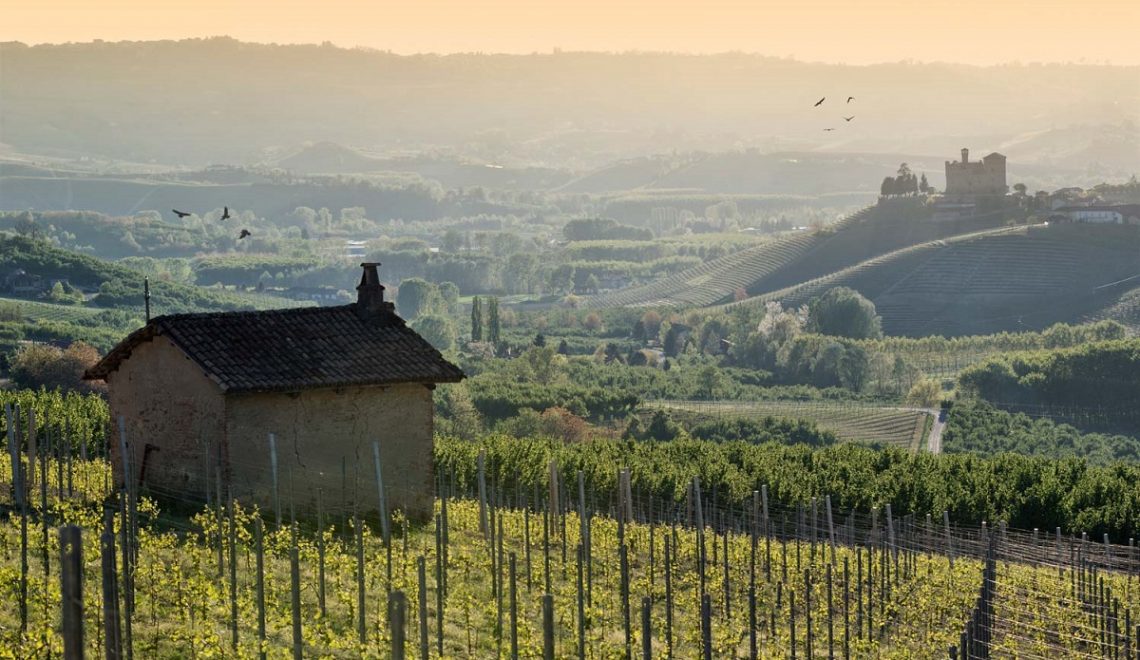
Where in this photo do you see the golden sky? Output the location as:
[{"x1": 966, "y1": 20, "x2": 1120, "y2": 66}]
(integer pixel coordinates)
[{"x1": 4, "y1": 0, "x2": 1140, "y2": 65}]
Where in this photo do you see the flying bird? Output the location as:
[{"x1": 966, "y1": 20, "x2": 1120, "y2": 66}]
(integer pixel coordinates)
[
  {"x1": 238, "y1": 229, "x2": 251, "y2": 240},
  {"x1": 221, "y1": 206, "x2": 231, "y2": 221},
  {"x1": 172, "y1": 209, "x2": 191, "y2": 219},
  {"x1": 814, "y1": 97, "x2": 826, "y2": 107},
  {"x1": 844, "y1": 116, "x2": 855, "y2": 122},
  {"x1": 847, "y1": 96, "x2": 855, "y2": 103}
]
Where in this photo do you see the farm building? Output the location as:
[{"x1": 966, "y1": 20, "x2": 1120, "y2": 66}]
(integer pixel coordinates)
[{"x1": 83, "y1": 263, "x2": 464, "y2": 520}]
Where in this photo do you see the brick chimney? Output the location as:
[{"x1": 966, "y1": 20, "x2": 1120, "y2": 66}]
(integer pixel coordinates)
[{"x1": 356, "y1": 262, "x2": 395, "y2": 320}]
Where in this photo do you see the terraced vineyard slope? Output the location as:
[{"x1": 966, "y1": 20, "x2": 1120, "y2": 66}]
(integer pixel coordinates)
[
  {"x1": 0, "y1": 296, "x2": 103, "y2": 323},
  {"x1": 588, "y1": 199, "x2": 1014, "y2": 309},
  {"x1": 648, "y1": 399, "x2": 932, "y2": 451},
  {"x1": 729, "y1": 223, "x2": 1140, "y2": 337}
]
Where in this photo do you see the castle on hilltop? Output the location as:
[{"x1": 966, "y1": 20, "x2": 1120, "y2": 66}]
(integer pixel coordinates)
[{"x1": 945, "y1": 148, "x2": 1007, "y2": 197}]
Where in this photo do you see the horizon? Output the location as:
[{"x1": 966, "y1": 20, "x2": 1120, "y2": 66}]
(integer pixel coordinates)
[{"x1": 5, "y1": 0, "x2": 1140, "y2": 66}]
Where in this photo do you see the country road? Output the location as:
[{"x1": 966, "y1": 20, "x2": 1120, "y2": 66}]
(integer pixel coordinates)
[{"x1": 926, "y1": 409, "x2": 946, "y2": 453}]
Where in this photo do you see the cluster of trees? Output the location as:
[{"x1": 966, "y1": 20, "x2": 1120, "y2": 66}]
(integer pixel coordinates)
[
  {"x1": 469, "y1": 296, "x2": 502, "y2": 346},
  {"x1": 958, "y1": 339, "x2": 1140, "y2": 417},
  {"x1": 8, "y1": 342, "x2": 103, "y2": 393},
  {"x1": 879, "y1": 163, "x2": 930, "y2": 197},
  {"x1": 943, "y1": 400, "x2": 1140, "y2": 465},
  {"x1": 434, "y1": 434, "x2": 1140, "y2": 541},
  {"x1": 727, "y1": 291, "x2": 882, "y2": 391},
  {"x1": 562, "y1": 218, "x2": 653, "y2": 242}
]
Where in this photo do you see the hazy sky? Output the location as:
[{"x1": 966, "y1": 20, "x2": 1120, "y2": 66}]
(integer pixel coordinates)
[{"x1": 5, "y1": 0, "x2": 1140, "y2": 65}]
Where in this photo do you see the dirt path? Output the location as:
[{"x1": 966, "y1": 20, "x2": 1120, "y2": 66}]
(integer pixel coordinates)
[{"x1": 926, "y1": 409, "x2": 946, "y2": 453}]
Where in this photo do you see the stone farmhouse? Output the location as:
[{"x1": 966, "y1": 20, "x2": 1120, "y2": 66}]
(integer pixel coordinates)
[{"x1": 84, "y1": 263, "x2": 464, "y2": 520}]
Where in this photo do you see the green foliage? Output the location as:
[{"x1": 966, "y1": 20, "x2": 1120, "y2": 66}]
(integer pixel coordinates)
[
  {"x1": 958, "y1": 339, "x2": 1140, "y2": 420},
  {"x1": 487, "y1": 297, "x2": 501, "y2": 346},
  {"x1": 436, "y1": 434, "x2": 1140, "y2": 540},
  {"x1": 410, "y1": 314, "x2": 456, "y2": 352},
  {"x1": 687, "y1": 416, "x2": 838, "y2": 447},
  {"x1": 470, "y1": 296, "x2": 483, "y2": 341},
  {"x1": 396, "y1": 277, "x2": 439, "y2": 319},
  {"x1": 9, "y1": 342, "x2": 103, "y2": 393},
  {"x1": 0, "y1": 388, "x2": 109, "y2": 453},
  {"x1": 807, "y1": 287, "x2": 883, "y2": 340},
  {"x1": 943, "y1": 400, "x2": 1140, "y2": 465},
  {"x1": 563, "y1": 218, "x2": 653, "y2": 242},
  {"x1": 464, "y1": 372, "x2": 639, "y2": 422}
]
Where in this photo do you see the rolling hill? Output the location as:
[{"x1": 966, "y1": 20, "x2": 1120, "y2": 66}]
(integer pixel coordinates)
[
  {"x1": 726, "y1": 223, "x2": 1140, "y2": 336},
  {"x1": 588, "y1": 199, "x2": 1014, "y2": 308}
]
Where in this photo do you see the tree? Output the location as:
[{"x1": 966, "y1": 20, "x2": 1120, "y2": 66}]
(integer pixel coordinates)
[
  {"x1": 645, "y1": 410, "x2": 682, "y2": 441},
  {"x1": 807, "y1": 287, "x2": 883, "y2": 339},
  {"x1": 906, "y1": 379, "x2": 943, "y2": 407},
  {"x1": 470, "y1": 296, "x2": 484, "y2": 341},
  {"x1": 631, "y1": 320, "x2": 646, "y2": 341},
  {"x1": 441, "y1": 229, "x2": 463, "y2": 253},
  {"x1": 10, "y1": 342, "x2": 102, "y2": 393},
  {"x1": 1013, "y1": 182, "x2": 1028, "y2": 196},
  {"x1": 919, "y1": 173, "x2": 930, "y2": 194},
  {"x1": 696, "y1": 365, "x2": 724, "y2": 399},
  {"x1": 585, "y1": 273, "x2": 600, "y2": 294},
  {"x1": 583, "y1": 312, "x2": 603, "y2": 332},
  {"x1": 880, "y1": 176, "x2": 896, "y2": 196},
  {"x1": 506, "y1": 253, "x2": 540, "y2": 294},
  {"x1": 533, "y1": 333, "x2": 546, "y2": 347},
  {"x1": 411, "y1": 314, "x2": 456, "y2": 352},
  {"x1": 487, "y1": 296, "x2": 501, "y2": 346},
  {"x1": 396, "y1": 278, "x2": 439, "y2": 319},
  {"x1": 640, "y1": 311, "x2": 663, "y2": 339},
  {"x1": 438, "y1": 281, "x2": 460, "y2": 314},
  {"x1": 557, "y1": 339, "x2": 570, "y2": 355}
]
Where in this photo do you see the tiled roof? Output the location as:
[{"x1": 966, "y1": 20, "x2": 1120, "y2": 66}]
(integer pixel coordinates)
[{"x1": 84, "y1": 304, "x2": 464, "y2": 393}]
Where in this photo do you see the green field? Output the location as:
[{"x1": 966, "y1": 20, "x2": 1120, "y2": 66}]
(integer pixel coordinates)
[
  {"x1": 0, "y1": 296, "x2": 103, "y2": 323},
  {"x1": 648, "y1": 399, "x2": 932, "y2": 451}
]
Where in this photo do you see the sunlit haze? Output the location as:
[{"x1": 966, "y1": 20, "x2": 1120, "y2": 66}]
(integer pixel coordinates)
[{"x1": 5, "y1": 0, "x2": 1140, "y2": 65}]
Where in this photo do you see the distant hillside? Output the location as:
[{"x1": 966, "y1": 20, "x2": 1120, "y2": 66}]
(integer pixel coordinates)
[
  {"x1": 272, "y1": 143, "x2": 575, "y2": 190},
  {"x1": 274, "y1": 141, "x2": 389, "y2": 173},
  {"x1": 0, "y1": 174, "x2": 531, "y2": 220},
  {"x1": 558, "y1": 150, "x2": 1089, "y2": 196},
  {"x1": 730, "y1": 223, "x2": 1140, "y2": 336},
  {"x1": 589, "y1": 199, "x2": 1013, "y2": 308},
  {"x1": 1, "y1": 39, "x2": 1135, "y2": 170},
  {"x1": 0, "y1": 235, "x2": 297, "y2": 314}
]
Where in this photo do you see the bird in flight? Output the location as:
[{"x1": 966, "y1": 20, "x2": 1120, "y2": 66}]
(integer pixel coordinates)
[
  {"x1": 847, "y1": 96, "x2": 855, "y2": 103},
  {"x1": 172, "y1": 209, "x2": 191, "y2": 219},
  {"x1": 814, "y1": 97, "x2": 826, "y2": 107},
  {"x1": 221, "y1": 206, "x2": 231, "y2": 221},
  {"x1": 238, "y1": 229, "x2": 251, "y2": 240},
  {"x1": 844, "y1": 116, "x2": 855, "y2": 122},
  {"x1": 823, "y1": 128, "x2": 836, "y2": 132}
]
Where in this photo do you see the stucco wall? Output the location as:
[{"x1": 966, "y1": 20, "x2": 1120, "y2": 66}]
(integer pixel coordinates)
[
  {"x1": 105, "y1": 335, "x2": 225, "y2": 501},
  {"x1": 224, "y1": 383, "x2": 435, "y2": 521}
]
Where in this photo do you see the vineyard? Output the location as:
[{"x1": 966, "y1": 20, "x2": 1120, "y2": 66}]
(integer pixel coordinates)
[
  {"x1": 587, "y1": 229, "x2": 824, "y2": 308},
  {"x1": 718, "y1": 224, "x2": 1140, "y2": 337},
  {"x1": 647, "y1": 399, "x2": 931, "y2": 451},
  {"x1": 0, "y1": 296, "x2": 103, "y2": 324},
  {"x1": 2, "y1": 395, "x2": 1139, "y2": 658},
  {"x1": 587, "y1": 201, "x2": 1017, "y2": 311}
]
